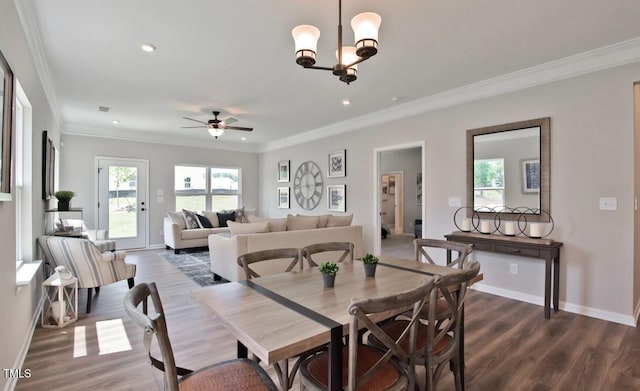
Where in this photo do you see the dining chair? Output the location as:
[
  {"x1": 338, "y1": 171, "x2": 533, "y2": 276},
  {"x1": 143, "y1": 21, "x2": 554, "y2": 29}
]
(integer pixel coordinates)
[
  {"x1": 124, "y1": 282, "x2": 278, "y2": 391},
  {"x1": 300, "y1": 242, "x2": 354, "y2": 269},
  {"x1": 237, "y1": 248, "x2": 302, "y2": 279},
  {"x1": 414, "y1": 238, "x2": 472, "y2": 269},
  {"x1": 368, "y1": 260, "x2": 481, "y2": 391},
  {"x1": 299, "y1": 278, "x2": 435, "y2": 391}
]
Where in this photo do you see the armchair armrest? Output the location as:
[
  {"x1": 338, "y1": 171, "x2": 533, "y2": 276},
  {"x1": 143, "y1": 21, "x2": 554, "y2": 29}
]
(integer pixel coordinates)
[{"x1": 100, "y1": 251, "x2": 127, "y2": 263}]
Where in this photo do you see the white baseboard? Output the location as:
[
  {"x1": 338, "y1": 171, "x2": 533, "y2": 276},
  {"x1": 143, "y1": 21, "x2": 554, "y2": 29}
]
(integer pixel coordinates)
[
  {"x1": 472, "y1": 283, "x2": 636, "y2": 327},
  {"x1": 3, "y1": 297, "x2": 44, "y2": 391}
]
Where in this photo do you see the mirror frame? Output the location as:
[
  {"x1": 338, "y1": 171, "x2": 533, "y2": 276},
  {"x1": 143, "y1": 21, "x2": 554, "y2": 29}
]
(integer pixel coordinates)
[{"x1": 466, "y1": 117, "x2": 550, "y2": 222}]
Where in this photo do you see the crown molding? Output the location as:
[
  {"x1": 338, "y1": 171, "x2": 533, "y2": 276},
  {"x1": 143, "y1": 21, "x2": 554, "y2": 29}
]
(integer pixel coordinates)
[
  {"x1": 13, "y1": 0, "x2": 62, "y2": 126},
  {"x1": 61, "y1": 123, "x2": 260, "y2": 153},
  {"x1": 260, "y1": 37, "x2": 640, "y2": 152}
]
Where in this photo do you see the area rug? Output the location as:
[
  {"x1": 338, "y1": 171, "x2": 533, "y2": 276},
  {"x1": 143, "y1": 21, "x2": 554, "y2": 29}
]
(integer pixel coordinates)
[{"x1": 159, "y1": 251, "x2": 225, "y2": 287}]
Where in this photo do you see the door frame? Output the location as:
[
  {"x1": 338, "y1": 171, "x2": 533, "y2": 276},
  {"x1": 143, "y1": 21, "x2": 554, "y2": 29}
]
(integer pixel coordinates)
[
  {"x1": 95, "y1": 156, "x2": 150, "y2": 249},
  {"x1": 373, "y1": 141, "x2": 425, "y2": 255}
]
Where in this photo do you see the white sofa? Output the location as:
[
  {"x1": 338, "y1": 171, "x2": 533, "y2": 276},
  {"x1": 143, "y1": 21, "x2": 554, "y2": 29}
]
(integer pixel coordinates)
[
  {"x1": 164, "y1": 217, "x2": 229, "y2": 253},
  {"x1": 208, "y1": 225, "x2": 363, "y2": 281}
]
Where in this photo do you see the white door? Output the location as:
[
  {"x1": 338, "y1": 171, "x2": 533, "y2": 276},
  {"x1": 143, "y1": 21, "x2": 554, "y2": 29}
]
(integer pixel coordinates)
[{"x1": 97, "y1": 158, "x2": 148, "y2": 249}]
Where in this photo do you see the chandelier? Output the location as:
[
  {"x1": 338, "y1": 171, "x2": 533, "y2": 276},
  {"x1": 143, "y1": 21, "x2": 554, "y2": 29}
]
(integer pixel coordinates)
[{"x1": 291, "y1": 0, "x2": 381, "y2": 84}]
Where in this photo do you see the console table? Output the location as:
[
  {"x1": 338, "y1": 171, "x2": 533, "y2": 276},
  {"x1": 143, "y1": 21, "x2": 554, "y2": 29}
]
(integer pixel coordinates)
[{"x1": 445, "y1": 231, "x2": 563, "y2": 319}]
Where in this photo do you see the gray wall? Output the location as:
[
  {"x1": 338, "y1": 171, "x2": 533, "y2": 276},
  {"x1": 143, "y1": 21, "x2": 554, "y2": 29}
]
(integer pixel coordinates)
[
  {"x1": 259, "y1": 62, "x2": 639, "y2": 324},
  {"x1": 60, "y1": 135, "x2": 260, "y2": 247},
  {"x1": 380, "y1": 148, "x2": 422, "y2": 233}
]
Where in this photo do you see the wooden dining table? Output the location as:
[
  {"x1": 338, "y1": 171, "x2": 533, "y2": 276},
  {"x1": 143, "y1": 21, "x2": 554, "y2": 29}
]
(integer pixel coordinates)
[{"x1": 191, "y1": 256, "x2": 468, "y2": 391}]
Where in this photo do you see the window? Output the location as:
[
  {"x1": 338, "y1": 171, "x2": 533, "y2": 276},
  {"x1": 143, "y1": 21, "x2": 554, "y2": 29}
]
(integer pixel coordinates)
[
  {"x1": 15, "y1": 81, "x2": 33, "y2": 270},
  {"x1": 175, "y1": 165, "x2": 240, "y2": 211},
  {"x1": 473, "y1": 158, "x2": 505, "y2": 210}
]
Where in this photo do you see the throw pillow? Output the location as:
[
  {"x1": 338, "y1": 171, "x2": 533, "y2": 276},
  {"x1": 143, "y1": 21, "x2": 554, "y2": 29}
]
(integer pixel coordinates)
[
  {"x1": 196, "y1": 214, "x2": 213, "y2": 229},
  {"x1": 327, "y1": 214, "x2": 354, "y2": 227},
  {"x1": 247, "y1": 214, "x2": 267, "y2": 223},
  {"x1": 217, "y1": 211, "x2": 236, "y2": 227},
  {"x1": 202, "y1": 211, "x2": 220, "y2": 228},
  {"x1": 182, "y1": 209, "x2": 200, "y2": 229},
  {"x1": 287, "y1": 215, "x2": 319, "y2": 231},
  {"x1": 234, "y1": 207, "x2": 247, "y2": 223},
  {"x1": 227, "y1": 221, "x2": 269, "y2": 235},
  {"x1": 267, "y1": 218, "x2": 288, "y2": 232},
  {"x1": 298, "y1": 214, "x2": 331, "y2": 228},
  {"x1": 167, "y1": 211, "x2": 187, "y2": 230},
  {"x1": 245, "y1": 208, "x2": 258, "y2": 218}
]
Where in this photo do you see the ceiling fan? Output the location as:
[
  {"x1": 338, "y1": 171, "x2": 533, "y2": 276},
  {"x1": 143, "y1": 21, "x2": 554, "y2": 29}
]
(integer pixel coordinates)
[{"x1": 182, "y1": 111, "x2": 253, "y2": 139}]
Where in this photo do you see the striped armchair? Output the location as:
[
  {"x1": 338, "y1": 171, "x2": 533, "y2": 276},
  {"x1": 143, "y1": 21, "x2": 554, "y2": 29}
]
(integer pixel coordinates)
[{"x1": 38, "y1": 236, "x2": 136, "y2": 313}]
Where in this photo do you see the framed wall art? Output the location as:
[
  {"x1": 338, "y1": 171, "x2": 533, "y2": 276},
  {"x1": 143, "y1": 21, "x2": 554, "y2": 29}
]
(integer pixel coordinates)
[
  {"x1": 328, "y1": 149, "x2": 346, "y2": 178},
  {"x1": 522, "y1": 159, "x2": 540, "y2": 193},
  {"x1": 278, "y1": 160, "x2": 290, "y2": 182},
  {"x1": 42, "y1": 130, "x2": 55, "y2": 199},
  {"x1": 417, "y1": 171, "x2": 422, "y2": 205},
  {"x1": 0, "y1": 48, "x2": 14, "y2": 200},
  {"x1": 327, "y1": 184, "x2": 346, "y2": 212},
  {"x1": 277, "y1": 186, "x2": 290, "y2": 208}
]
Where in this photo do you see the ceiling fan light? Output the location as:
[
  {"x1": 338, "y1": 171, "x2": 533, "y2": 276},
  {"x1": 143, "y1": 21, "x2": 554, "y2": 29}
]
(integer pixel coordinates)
[
  {"x1": 207, "y1": 128, "x2": 225, "y2": 139},
  {"x1": 292, "y1": 25, "x2": 320, "y2": 67},
  {"x1": 351, "y1": 12, "x2": 381, "y2": 58}
]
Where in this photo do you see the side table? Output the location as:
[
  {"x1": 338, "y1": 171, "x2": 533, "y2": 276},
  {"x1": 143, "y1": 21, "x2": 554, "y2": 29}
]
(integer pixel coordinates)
[{"x1": 41, "y1": 275, "x2": 78, "y2": 328}]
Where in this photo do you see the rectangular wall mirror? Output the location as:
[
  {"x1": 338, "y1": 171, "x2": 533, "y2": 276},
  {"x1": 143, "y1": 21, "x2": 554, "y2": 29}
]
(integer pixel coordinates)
[{"x1": 466, "y1": 117, "x2": 550, "y2": 222}]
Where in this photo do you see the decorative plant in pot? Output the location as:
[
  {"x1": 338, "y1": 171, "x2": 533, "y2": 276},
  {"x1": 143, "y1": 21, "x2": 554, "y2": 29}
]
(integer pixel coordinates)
[
  {"x1": 362, "y1": 253, "x2": 379, "y2": 277},
  {"x1": 319, "y1": 262, "x2": 339, "y2": 288},
  {"x1": 54, "y1": 190, "x2": 75, "y2": 211}
]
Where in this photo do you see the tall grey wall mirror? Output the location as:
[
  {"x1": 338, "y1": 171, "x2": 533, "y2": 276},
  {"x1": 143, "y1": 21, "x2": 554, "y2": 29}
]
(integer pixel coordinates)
[{"x1": 467, "y1": 117, "x2": 550, "y2": 222}]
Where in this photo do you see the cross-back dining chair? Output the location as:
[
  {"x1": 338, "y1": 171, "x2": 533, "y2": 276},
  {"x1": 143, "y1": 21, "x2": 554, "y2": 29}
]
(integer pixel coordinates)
[
  {"x1": 368, "y1": 260, "x2": 481, "y2": 391},
  {"x1": 299, "y1": 278, "x2": 435, "y2": 391},
  {"x1": 414, "y1": 238, "x2": 472, "y2": 269},
  {"x1": 237, "y1": 248, "x2": 302, "y2": 280},
  {"x1": 124, "y1": 282, "x2": 278, "y2": 391},
  {"x1": 300, "y1": 242, "x2": 354, "y2": 269}
]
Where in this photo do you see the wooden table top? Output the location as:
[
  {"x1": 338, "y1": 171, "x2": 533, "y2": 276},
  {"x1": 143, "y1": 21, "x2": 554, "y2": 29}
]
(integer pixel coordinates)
[{"x1": 191, "y1": 256, "x2": 464, "y2": 365}]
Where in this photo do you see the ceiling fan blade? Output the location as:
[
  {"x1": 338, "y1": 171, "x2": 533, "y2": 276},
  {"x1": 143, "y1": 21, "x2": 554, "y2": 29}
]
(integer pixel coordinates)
[
  {"x1": 222, "y1": 117, "x2": 237, "y2": 125},
  {"x1": 181, "y1": 125, "x2": 208, "y2": 128},
  {"x1": 182, "y1": 116, "x2": 208, "y2": 125},
  {"x1": 222, "y1": 125, "x2": 253, "y2": 131}
]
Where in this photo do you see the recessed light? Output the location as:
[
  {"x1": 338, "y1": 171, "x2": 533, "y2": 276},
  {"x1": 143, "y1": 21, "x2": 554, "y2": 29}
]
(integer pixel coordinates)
[
  {"x1": 391, "y1": 96, "x2": 400, "y2": 102},
  {"x1": 241, "y1": 137, "x2": 247, "y2": 141},
  {"x1": 342, "y1": 99, "x2": 351, "y2": 106},
  {"x1": 112, "y1": 120, "x2": 120, "y2": 124},
  {"x1": 141, "y1": 43, "x2": 156, "y2": 52}
]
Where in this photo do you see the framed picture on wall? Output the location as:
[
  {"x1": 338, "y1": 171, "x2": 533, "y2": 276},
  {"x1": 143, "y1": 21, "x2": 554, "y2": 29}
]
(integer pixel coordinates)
[
  {"x1": 417, "y1": 171, "x2": 422, "y2": 205},
  {"x1": 327, "y1": 184, "x2": 346, "y2": 212},
  {"x1": 522, "y1": 159, "x2": 540, "y2": 193},
  {"x1": 42, "y1": 130, "x2": 56, "y2": 200},
  {"x1": 277, "y1": 187, "x2": 290, "y2": 208},
  {"x1": 278, "y1": 160, "x2": 290, "y2": 182},
  {"x1": 328, "y1": 149, "x2": 346, "y2": 177},
  {"x1": 388, "y1": 177, "x2": 396, "y2": 195},
  {"x1": 0, "y1": 48, "x2": 14, "y2": 201}
]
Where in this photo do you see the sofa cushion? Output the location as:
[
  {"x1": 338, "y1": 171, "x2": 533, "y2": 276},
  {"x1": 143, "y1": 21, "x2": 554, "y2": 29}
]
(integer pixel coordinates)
[
  {"x1": 298, "y1": 214, "x2": 331, "y2": 228},
  {"x1": 228, "y1": 221, "x2": 269, "y2": 235},
  {"x1": 167, "y1": 211, "x2": 187, "y2": 230},
  {"x1": 267, "y1": 218, "x2": 288, "y2": 232},
  {"x1": 245, "y1": 208, "x2": 258, "y2": 218},
  {"x1": 196, "y1": 214, "x2": 213, "y2": 228},
  {"x1": 217, "y1": 212, "x2": 236, "y2": 227},
  {"x1": 202, "y1": 211, "x2": 220, "y2": 228},
  {"x1": 182, "y1": 209, "x2": 200, "y2": 229},
  {"x1": 327, "y1": 214, "x2": 353, "y2": 227},
  {"x1": 287, "y1": 215, "x2": 319, "y2": 231}
]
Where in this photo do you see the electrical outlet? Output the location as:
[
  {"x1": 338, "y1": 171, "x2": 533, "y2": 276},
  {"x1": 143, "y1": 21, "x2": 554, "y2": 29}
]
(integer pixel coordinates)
[
  {"x1": 510, "y1": 263, "x2": 518, "y2": 274},
  {"x1": 599, "y1": 197, "x2": 617, "y2": 211},
  {"x1": 449, "y1": 197, "x2": 462, "y2": 207}
]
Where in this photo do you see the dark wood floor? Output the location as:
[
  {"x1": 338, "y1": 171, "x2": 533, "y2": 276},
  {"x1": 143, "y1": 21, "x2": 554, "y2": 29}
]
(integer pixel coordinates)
[{"x1": 15, "y1": 249, "x2": 640, "y2": 390}]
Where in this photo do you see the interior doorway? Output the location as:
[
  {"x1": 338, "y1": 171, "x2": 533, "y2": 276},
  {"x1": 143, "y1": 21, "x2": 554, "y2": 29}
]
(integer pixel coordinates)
[{"x1": 374, "y1": 142, "x2": 424, "y2": 258}]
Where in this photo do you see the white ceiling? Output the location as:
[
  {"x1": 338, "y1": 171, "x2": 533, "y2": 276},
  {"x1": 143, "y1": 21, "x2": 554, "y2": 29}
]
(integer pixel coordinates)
[{"x1": 27, "y1": 0, "x2": 640, "y2": 152}]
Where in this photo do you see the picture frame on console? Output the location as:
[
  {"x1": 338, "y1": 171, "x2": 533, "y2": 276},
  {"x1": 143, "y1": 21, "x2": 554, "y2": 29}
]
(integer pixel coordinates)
[
  {"x1": 277, "y1": 187, "x2": 290, "y2": 209},
  {"x1": 327, "y1": 185, "x2": 346, "y2": 212},
  {"x1": 277, "y1": 160, "x2": 290, "y2": 182},
  {"x1": 327, "y1": 149, "x2": 346, "y2": 177},
  {"x1": 0, "y1": 48, "x2": 14, "y2": 201}
]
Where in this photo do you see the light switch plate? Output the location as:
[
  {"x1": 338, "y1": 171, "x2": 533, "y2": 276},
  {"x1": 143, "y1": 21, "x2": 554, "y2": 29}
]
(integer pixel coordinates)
[
  {"x1": 157, "y1": 189, "x2": 164, "y2": 196},
  {"x1": 599, "y1": 197, "x2": 617, "y2": 211},
  {"x1": 449, "y1": 197, "x2": 462, "y2": 207}
]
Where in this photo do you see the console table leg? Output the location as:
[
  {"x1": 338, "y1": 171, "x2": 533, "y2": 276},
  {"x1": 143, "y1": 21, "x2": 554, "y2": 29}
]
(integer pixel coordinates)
[
  {"x1": 553, "y1": 256, "x2": 560, "y2": 312},
  {"x1": 544, "y1": 259, "x2": 551, "y2": 319}
]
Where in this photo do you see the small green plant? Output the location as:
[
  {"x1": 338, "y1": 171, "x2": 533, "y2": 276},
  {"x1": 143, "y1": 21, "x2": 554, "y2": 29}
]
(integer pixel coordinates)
[
  {"x1": 319, "y1": 262, "x2": 339, "y2": 276},
  {"x1": 362, "y1": 253, "x2": 379, "y2": 265},
  {"x1": 54, "y1": 190, "x2": 75, "y2": 201}
]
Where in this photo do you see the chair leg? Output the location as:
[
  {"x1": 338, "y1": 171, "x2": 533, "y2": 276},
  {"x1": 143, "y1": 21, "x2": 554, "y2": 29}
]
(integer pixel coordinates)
[
  {"x1": 86, "y1": 288, "x2": 93, "y2": 313},
  {"x1": 95, "y1": 287, "x2": 100, "y2": 294},
  {"x1": 128, "y1": 277, "x2": 135, "y2": 289}
]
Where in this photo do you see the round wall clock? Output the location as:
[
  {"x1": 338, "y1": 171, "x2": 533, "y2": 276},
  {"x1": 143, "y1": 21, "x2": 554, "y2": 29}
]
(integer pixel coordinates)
[{"x1": 293, "y1": 161, "x2": 323, "y2": 210}]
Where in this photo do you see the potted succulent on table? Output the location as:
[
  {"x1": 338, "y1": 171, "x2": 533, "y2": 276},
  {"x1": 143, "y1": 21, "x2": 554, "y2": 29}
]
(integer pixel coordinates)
[
  {"x1": 362, "y1": 253, "x2": 379, "y2": 277},
  {"x1": 319, "y1": 262, "x2": 339, "y2": 288},
  {"x1": 54, "y1": 190, "x2": 75, "y2": 211}
]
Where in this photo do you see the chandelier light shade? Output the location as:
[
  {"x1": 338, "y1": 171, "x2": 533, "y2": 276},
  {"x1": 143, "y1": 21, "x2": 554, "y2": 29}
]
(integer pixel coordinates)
[
  {"x1": 207, "y1": 128, "x2": 225, "y2": 139},
  {"x1": 291, "y1": 0, "x2": 381, "y2": 84}
]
